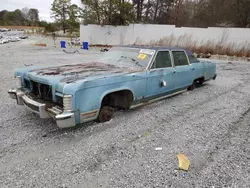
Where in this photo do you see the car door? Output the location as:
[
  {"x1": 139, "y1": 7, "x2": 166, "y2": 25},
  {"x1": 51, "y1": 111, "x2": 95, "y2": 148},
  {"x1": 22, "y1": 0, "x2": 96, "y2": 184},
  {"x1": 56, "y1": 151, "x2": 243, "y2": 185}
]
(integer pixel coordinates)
[
  {"x1": 171, "y1": 50, "x2": 195, "y2": 89},
  {"x1": 146, "y1": 50, "x2": 176, "y2": 98}
]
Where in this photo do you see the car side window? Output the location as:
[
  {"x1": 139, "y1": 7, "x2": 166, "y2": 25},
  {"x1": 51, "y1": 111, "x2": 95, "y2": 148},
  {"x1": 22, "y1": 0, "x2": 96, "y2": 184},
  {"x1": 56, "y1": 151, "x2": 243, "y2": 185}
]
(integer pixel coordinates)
[
  {"x1": 172, "y1": 51, "x2": 189, "y2": 66},
  {"x1": 189, "y1": 54, "x2": 200, "y2": 63},
  {"x1": 151, "y1": 51, "x2": 172, "y2": 69}
]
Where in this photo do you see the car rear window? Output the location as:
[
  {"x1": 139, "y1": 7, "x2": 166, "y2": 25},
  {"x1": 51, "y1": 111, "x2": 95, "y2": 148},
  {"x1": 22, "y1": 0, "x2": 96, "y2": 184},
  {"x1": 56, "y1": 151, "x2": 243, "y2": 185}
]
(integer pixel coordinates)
[
  {"x1": 172, "y1": 51, "x2": 189, "y2": 66},
  {"x1": 189, "y1": 55, "x2": 200, "y2": 63}
]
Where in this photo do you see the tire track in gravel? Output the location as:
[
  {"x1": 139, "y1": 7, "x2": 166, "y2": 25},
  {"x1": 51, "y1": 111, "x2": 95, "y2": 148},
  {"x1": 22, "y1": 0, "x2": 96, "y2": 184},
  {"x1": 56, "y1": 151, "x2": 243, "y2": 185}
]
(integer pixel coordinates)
[
  {"x1": 82, "y1": 84, "x2": 250, "y2": 188},
  {"x1": 56, "y1": 84, "x2": 250, "y2": 188},
  {"x1": 192, "y1": 105, "x2": 250, "y2": 173},
  {"x1": 80, "y1": 82, "x2": 250, "y2": 175},
  {"x1": 192, "y1": 109, "x2": 250, "y2": 188}
]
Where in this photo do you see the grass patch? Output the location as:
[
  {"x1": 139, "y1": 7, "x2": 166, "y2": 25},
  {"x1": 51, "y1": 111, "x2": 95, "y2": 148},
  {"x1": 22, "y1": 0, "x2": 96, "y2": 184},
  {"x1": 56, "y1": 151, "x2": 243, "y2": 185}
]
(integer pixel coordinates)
[{"x1": 137, "y1": 34, "x2": 250, "y2": 57}]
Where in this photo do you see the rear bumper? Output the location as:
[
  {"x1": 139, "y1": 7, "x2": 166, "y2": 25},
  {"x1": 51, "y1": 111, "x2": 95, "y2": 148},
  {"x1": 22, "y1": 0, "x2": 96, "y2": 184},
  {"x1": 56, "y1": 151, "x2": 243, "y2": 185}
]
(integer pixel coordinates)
[{"x1": 8, "y1": 89, "x2": 76, "y2": 129}]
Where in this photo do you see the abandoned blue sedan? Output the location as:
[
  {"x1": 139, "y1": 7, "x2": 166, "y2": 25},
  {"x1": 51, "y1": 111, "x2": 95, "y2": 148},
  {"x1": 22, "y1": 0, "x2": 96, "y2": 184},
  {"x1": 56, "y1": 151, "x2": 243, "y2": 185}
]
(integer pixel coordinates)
[{"x1": 8, "y1": 46, "x2": 217, "y2": 128}]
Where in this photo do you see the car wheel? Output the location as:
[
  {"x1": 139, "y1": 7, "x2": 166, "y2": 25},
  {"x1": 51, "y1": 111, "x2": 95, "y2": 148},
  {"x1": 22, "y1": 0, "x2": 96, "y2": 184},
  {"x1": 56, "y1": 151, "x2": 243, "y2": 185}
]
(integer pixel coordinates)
[
  {"x1": 98, "y1": 106, "x2": 115, "y2": 123},
  {"x1": 196, "y1": 79, "x2": 204, "y2": 87},
  {"x1": 187, "y1": 81, "x2": 196, "y2": 91}
]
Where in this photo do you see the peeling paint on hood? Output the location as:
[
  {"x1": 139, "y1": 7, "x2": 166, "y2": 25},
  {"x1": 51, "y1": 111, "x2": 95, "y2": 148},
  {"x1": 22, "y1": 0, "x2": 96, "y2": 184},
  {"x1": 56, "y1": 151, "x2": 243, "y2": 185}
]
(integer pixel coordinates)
[{"x1": 31, "y1": 62, "x2": 144, "y2": 83}]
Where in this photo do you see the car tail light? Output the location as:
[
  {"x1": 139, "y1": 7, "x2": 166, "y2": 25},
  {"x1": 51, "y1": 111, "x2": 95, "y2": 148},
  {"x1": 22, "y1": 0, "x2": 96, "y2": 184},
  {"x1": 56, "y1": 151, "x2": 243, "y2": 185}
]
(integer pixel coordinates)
[{"x1": 63, "y1": 95, "x2": 72, "y2": 111}]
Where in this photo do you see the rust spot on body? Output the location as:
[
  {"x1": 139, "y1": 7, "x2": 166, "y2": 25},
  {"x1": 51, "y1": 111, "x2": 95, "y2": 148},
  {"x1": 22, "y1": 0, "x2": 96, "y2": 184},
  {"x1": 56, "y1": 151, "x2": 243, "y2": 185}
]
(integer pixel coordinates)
[{"x1": 80, "y1": 110, "x2": 98, "y2": 117}]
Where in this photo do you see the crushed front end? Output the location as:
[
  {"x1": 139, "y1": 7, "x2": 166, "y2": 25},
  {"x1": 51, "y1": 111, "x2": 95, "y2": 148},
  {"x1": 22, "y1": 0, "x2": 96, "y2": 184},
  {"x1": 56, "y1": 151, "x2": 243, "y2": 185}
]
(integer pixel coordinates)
[{"x1": 8, "y1": 75, "x2": 76, "y2": 129}]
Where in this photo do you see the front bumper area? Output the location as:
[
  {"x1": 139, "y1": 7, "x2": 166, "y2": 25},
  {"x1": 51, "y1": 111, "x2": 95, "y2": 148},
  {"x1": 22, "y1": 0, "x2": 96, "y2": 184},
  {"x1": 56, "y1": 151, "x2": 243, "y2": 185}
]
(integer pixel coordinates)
[
  {"x1": 8, "y1": 89, "x2": 24, "y2": 105},
  {"x1": 8, "y1": 89, "x2": 76, "y2": 129}
]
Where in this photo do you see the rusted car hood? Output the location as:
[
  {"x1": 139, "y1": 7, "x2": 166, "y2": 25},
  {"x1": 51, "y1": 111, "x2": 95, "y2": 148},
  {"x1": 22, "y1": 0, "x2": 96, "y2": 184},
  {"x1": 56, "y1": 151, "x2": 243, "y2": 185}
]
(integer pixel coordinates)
[{"x1": 30, "y1": 62, "x2": 143, "y2": 83}]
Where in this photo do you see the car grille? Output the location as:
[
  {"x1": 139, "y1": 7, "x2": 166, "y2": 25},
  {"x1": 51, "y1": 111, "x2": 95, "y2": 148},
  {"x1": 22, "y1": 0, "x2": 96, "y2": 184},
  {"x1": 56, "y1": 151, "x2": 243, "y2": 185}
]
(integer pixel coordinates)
[
  {"x1": 30, "y1": 80, "x2": 53, "y2": 102},
  {"x1": 24, "y1": 79, "x2": 31, "y2": 89}
]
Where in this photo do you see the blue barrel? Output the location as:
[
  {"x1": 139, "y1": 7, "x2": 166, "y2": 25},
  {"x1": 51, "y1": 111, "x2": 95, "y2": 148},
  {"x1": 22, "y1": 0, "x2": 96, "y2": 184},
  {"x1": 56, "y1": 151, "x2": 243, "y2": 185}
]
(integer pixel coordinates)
[
  {"x1": 60, "y1": 41, "x2": 66, "y2": 48},
  {"x1": 82, "y1": 42, "x2": 89, "y2": 50}
]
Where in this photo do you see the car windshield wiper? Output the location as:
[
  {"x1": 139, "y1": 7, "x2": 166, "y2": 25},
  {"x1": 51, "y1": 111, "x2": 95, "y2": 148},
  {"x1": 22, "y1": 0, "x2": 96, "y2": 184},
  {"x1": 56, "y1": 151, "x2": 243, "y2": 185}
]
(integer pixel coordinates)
[{"x1": 119, "y1": 56, "x2": 143, "y2": 67}]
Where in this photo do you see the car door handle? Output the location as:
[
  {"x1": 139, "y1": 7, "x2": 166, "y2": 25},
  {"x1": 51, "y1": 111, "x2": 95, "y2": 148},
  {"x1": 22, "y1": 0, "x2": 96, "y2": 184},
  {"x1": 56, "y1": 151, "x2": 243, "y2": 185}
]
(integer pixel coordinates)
[
  {"x1": 172, "y1": 70, "x2": 176, "y2": 74},
  {"x1": 191, "y1": 68, "x2": 195, "y2": 70},
  {"x1": 160, "y1": 80, "x2": 167, "y2": 87}
]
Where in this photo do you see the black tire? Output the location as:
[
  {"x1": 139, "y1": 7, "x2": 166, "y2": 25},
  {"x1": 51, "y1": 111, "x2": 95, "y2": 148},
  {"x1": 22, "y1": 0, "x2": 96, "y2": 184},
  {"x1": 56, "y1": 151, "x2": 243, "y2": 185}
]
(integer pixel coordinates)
[
  {"x1": 98, "y1": 106, "x2": 115, "y2": 123},
  {"x1": 187, "y1": 81, "x2": 196, "y2": 91},
  {"x1": 196, "y1": 79, "x2": 204, "y2": 88}
]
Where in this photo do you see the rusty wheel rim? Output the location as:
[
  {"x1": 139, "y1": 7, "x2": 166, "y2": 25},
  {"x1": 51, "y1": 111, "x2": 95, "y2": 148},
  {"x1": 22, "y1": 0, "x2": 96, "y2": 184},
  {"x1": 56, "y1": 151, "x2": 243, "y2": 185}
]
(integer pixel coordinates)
[{"x1": 99, "y1": 106, "x2": 114, "y2": 122}]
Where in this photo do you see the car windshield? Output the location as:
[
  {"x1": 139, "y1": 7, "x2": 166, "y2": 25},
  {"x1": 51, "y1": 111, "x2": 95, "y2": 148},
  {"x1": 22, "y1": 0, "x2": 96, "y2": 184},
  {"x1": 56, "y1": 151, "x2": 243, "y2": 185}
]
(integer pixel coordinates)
[{"x1": 96, "y1": 47, "x2": 155, "y2": 69}]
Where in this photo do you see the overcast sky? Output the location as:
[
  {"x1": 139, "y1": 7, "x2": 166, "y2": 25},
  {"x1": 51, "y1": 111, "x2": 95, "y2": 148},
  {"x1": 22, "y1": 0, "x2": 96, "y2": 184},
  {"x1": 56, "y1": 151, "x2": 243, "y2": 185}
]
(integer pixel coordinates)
[{"x1": 0, "y1": 0, "x2": 82, "y2": 22}]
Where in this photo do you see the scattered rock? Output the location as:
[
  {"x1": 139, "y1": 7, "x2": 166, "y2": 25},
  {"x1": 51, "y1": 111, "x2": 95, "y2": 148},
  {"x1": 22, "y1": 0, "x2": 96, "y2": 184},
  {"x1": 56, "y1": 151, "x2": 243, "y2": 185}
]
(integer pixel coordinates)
[{"x1": 155, "y1": 147, "x2": 163, "y2": 151}]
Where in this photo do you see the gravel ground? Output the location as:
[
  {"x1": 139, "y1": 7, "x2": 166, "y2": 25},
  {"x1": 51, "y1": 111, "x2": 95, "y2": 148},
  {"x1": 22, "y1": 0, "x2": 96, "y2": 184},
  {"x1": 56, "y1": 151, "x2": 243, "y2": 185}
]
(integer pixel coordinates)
[{"x1": 0, "y1": 38, "x2": 250, "y2": 188}]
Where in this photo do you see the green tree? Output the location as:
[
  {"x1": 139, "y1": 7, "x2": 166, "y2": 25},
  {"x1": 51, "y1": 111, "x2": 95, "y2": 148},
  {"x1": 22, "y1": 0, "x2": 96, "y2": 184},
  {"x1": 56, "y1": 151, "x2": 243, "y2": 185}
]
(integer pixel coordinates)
[
  {"x1": 81, "y1": 0, "x2": 102, "y2": 24},
  {"x1": 38, "y1": 20, "x2": 49, "y2": 28},
  {"x1": 44, "y1": 22, "x2": 58, "y2": 32},
  {"x1": 51, "y1": 0, "x2": 71, "y2": 33},
  {"x1": 0, "y1": 8, "x2": 42, "y2": 26},
  {"x1": 0, "y1": 10, "x2": 8, "y2": 25},
  {"x1": 67, "y1": 4, "x2": 84, "y2": 33},
  {"x1": 14, "y1": 9, "x2": 26, "y2": 25},
  {"x1": 28, "y1": 9, "x2": 39, "y2": 26},
  {"x1": 2, "y1": 10, "x2": 25, "y2": 26},
  {"x1": 81, "y1": 0, "x2": 134, "y2": 25},
  {"x1": 116, "y1": 1, "x2": 134, "y2": 25}
]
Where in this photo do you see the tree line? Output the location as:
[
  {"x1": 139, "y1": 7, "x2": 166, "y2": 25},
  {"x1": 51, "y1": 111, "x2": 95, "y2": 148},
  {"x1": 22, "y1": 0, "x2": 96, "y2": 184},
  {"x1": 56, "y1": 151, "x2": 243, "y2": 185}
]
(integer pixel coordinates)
[
  {"x1": 0, "y1": 8, "x2": 41, "y2": 27},
  {"x1": 0, "y1": 1, "x2": 84, "y2": 34},
  {"x1": 0, "y1": 0, "x2": 249, "y2": 34},
  {"x1": 81, "y1": 0, "x2": 250, "y2": 27},
  {"x1": 51, "y1": 0, "x2": 84, "y2": 33}
]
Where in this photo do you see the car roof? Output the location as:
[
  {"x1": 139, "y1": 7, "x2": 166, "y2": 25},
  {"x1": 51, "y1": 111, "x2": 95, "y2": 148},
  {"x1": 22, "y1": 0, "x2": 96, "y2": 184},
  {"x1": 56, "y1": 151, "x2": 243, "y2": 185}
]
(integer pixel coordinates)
[{"x1": 116, "y1": 45, "x2": 193, "y2": 55}]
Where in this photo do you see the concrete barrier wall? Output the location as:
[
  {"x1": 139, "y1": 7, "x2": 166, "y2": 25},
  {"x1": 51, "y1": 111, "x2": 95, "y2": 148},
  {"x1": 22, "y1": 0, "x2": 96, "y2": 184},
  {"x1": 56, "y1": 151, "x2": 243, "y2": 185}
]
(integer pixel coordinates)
[{"x1": 80, "y1": 24, "x2": 250, "y2": 48}]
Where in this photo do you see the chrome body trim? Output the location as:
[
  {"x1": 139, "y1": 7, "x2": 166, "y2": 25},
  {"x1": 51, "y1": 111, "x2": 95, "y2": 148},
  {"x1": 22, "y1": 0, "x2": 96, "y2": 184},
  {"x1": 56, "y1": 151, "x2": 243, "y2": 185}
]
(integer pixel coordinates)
[
  {"x1": 55, "y1": 113, "x2": 76, "y2": 129},
  {"x1": 130, "y1": 89, "x2": 186, "y2": 109},
  {"x1": 80, "y1": 109, "x2": 99, "y2": 123}
]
